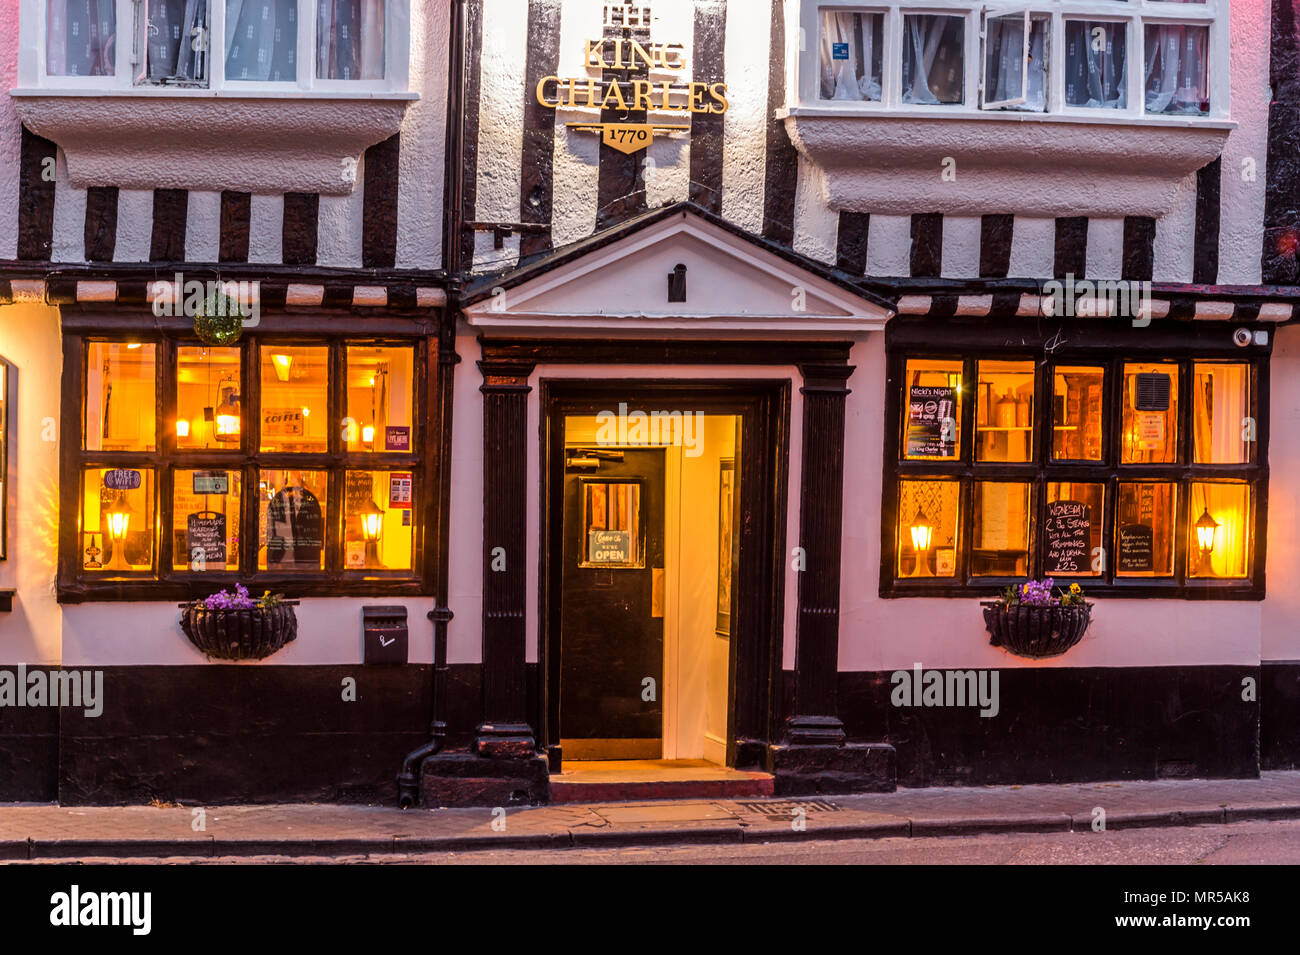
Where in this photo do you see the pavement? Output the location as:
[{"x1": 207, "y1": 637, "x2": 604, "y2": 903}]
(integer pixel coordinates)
[{"x1": 2, "y1": 771, "x2": 1299, "y2": 860}]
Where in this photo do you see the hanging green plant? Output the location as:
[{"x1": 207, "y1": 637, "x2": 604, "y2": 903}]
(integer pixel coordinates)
[{"x1": 193, "y1": 288, "x2": 246, "y2": 346}]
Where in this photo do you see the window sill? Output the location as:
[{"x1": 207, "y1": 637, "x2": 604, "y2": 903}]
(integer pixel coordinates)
[
  {"x1": 58, "y1": 576, "x2": 431, "y2": 604},
  {"x1": 11, "y1": 89, "x2": 418, "y2": 195},
  {"x1": 880, "y1": 581, "x2": 1263, "y2": 601},
  {"x1": 780, "y1": 108, "x2": 1234, "y2": 218}
]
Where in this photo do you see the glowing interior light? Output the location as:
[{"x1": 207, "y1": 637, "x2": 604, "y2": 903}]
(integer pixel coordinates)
[
  {"x1": 362, "y1": 425, "x2": 375, "y2": 445},
  {"x1": 176, "y1": 419, "x2": 190, "y2": 438},
  {"x1": 271, "y1": 354, "x2": 293, "y2": 382}
]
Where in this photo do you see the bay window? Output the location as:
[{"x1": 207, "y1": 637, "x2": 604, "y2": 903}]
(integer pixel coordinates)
[
  {"x1": 34, "y1": 0, "x2": 399, "y2": 90},
  {"x1": 884, "y1": 348, "x2": 1265, "y2": 597},
  {"x1": 807, "y1": 0, "x2": 1223, "y2": 119},
  {"x1": 63, "y1": 330, "x2": 430, "y2": 601}
]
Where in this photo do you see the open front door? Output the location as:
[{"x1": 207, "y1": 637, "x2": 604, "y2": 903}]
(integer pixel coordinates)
[{"x1": 559, "y1": 448, "x2": 666, "y2": 760}]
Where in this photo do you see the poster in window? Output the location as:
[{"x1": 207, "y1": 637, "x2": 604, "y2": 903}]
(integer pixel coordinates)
[
  {"x1": 193, "y1": 470, "x2": 229, "y2": 496},
  {"x1": 716, "y1": 458, "x2": 735, "y2": 636},
  {"x1": 385, "y1": 426, "x2": 410, "y2": 451},
  {"x1": 265, "y1": 487, "x2": 324, "y2": 569},
  {"x1": 1044, "y1": 500, "x2": 1090, "y2": 575},
  {"x1": 389, "y1": 473, "x2": 413, "y2": 509},
  {"x1": 186, "y1": 511, "x2": 227, "y2": 566},
  {"x1": 906, "y1": 386, "x2": 957, "y2": 458}
]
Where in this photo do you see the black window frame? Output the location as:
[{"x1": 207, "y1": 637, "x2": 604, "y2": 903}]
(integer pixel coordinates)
[
  {"x1": 59, "y1": 325, "x2": 434, "y2": 602},
  {"x1": 881, "y1": 328, "x2": 1269, "y2": 600}
]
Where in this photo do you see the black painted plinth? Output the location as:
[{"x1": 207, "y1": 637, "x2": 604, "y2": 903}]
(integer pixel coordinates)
[
  {"x1": 765, "y1": 742, "x2": 897, "y2": 796},
  {"x1": 419, "y1": 752, "x2": 550, "y2": 808}
]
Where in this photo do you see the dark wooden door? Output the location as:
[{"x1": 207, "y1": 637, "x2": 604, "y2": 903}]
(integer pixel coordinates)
[{"x1": 559, "y1": 448, "x2": 665, "y2": 760}]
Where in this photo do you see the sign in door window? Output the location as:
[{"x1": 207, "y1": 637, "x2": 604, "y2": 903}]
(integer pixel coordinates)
[{"x1": 581, "y1": 480, "x2": 642, "y2": 568}]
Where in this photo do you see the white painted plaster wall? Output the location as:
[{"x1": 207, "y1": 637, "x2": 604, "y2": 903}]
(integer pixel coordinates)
[
  {"x1": 0, "y1": 303, "x2": 64, "y2": 665},
  {"x1": 1263, "y1": 323, "x2": 1300, "y2": 662},
  {"x1": 60, "y1": 597, "x2": 436, "y2": 666}
]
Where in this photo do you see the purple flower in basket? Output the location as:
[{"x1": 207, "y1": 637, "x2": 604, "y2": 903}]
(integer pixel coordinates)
[
  {"x1": 1019, "y1": 577, "x2": 1056, "y2": 606},
  {"x1": 202, "y1": 583, "x2": 258, "y2": 611}
]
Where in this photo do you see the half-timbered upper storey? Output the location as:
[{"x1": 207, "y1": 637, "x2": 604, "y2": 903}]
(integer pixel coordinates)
[
  {"x1": 1, "y1": 0, "x2": 450, "y2": 269},
  {"x1": 459, "y1": 0, "x2": 1284, "y2": 289}
]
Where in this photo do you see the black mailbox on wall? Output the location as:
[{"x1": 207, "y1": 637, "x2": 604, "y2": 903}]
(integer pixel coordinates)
[{"x1": 362, "y1": 606, "x2": 408, "y2": 664}]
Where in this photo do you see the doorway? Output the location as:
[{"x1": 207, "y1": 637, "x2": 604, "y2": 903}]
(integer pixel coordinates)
[{"x1": 541, "y1": 382, "x2": 788, "y2": 779}]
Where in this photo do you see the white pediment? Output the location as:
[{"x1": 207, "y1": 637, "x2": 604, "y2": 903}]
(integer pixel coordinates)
[{"x1": 463, "y1": 211, "x2": 892, "y2": 334}]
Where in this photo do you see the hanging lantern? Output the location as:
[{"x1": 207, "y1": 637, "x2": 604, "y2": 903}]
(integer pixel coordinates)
[{"x1": 214, "y1": 380, "x2": 241, "y2": 442}]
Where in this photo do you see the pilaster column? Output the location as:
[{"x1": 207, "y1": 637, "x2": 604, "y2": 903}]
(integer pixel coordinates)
[
  {"x1": 788, "y1": 362, "x2": 854, "y2": 745},
  {"x1": 476, "y1": 357, "x2": 536, "y2": 757}
]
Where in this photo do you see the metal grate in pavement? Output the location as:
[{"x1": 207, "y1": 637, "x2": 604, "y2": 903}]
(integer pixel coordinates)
[{"x1": 735, "y1": 799, "x2": 840, "y2": 815}]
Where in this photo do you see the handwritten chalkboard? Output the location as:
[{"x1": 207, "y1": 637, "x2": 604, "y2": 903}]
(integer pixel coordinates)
[
  {"x1": 266, "y1": 487, "x2": 323, "y2": 568},
  {"x1": 345, "y1": 472, "x2": 376, "y2": 514},
  {"x1": 906, "y1": 386, "x2": 958, "y2": 458},
  {"x1": 1044, "y1": 500, "x2": 1090, "y2": 575},
  {"x1": 186, "y1": 511, "x2": 226, "y2": 566},
  {"x1": 1118, "y1": 523, "x2": 1155, "y2": 572}
]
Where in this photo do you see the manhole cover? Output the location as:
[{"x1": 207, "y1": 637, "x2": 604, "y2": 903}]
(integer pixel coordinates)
[{"x1": 735, "y1": 799, "x2": 840, "y2": 815}]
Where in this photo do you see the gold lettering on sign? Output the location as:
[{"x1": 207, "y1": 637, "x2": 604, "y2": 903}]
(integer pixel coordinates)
[{"x1": 539, "y1": 7, "x2": 729, "y2": 154}]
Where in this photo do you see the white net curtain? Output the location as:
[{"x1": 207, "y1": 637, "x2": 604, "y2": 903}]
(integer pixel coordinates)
[
  {"x1": 317, "y1": 0, "x2": 385, "y2": 80},
  {"x1": 224, "y1": 0, "x2": 298, "y2": 81},
  {"x1": 901, "y1": 14, "x2": 964, "y2": 105},
  {"x1": 819, "y1": 10, "x2": 882, "y2": 101},
  {"x1": 45, "y1": 0, "x2": 116, "y2": 76},
  {"x1": 1064, "y1": 19, "x2": 1127, "y2": 108},
  {"x1": 145, "y1": 0, "x2": 206, "y2": 82},
  {"x1": 1145, "y1": 24, "x2": 1209, "y2": 114},
  {"x1": 984, "y1": 15, "x2": 1047, "y2": 110}
]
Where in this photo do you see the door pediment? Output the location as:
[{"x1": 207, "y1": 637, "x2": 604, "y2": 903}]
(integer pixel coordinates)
[{"x1": 463, "y1": 208, "x2": 893, "y2": 334}]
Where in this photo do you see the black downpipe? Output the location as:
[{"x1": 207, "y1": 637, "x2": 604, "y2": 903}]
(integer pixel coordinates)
[{"x1": 398, "y1": 0, "x2": 467, "y2": 810}]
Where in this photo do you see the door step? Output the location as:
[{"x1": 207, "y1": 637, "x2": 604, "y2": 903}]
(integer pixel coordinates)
[{"x1": 549, "y1": 760, "x2": 774, "y2": 803}]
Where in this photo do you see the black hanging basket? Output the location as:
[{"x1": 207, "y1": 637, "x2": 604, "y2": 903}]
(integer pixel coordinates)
[
  {"x1": 981, "y1": 601, "x2": 1093, "y2": 659},
  {"x1": 178, "y1": 602, "x2": 299, "y2": 660}
]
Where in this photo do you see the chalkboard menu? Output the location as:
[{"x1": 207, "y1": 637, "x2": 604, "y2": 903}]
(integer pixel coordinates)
[
  {"x1": 1044, "y1": 500, "x2": 1090, "y2": 575},
  {"x1": 345, "y1": 472, "x2": 376, "y2": 514},
  {"x1": 266, "y1": 487, "x2": 324, "y2": 568},
  {"x1": 906, "y1": 386, "x2": 958, "y2": 457},
  {"x1": 1118, "y1": 523, "x2": 1155, "y2": 572},
  {"x1": 187, "y1": 511, "x2": 227, "y2": 566}
]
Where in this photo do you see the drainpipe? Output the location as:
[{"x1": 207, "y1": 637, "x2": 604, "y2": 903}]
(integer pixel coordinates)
[{"x1": 397, "y1": 0, "x2": 467, "y2": 810}]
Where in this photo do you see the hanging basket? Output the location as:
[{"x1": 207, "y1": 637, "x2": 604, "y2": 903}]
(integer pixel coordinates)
[
  {"x1": 178, "y1": 601, "x2": 299, "y2": 660},
  {"x1": 981, "y1": 601, "x2": 1093, "y2": 659}
]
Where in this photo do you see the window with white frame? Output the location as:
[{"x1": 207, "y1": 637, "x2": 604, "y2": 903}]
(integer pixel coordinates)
[
  {"x1": 811, "y1": 0, "x2": 1222, "y2": 118},
  {"x1": 38, "y1": 0, "x2": 393, "y2": 90}
]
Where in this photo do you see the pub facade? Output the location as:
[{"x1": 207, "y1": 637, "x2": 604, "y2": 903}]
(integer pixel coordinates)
[{"x1": 0, "y1": 0, "x2": 1296, "y2": 806}]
